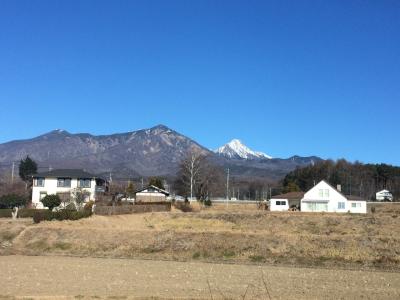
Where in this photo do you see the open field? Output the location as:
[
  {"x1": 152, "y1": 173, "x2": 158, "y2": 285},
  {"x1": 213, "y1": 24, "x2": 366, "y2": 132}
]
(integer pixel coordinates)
[
  {"x1": 1, "y1": 203, "x2": 400, "y2": 271},
  {"x1": 1, "y1": 255, "x2": 400, "y2": 299}
]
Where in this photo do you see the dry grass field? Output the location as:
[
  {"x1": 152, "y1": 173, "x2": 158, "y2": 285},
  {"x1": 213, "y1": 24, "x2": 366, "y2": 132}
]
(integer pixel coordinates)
[{"x1": 1, "y1": 203, "x2": 400, "y2": 270}]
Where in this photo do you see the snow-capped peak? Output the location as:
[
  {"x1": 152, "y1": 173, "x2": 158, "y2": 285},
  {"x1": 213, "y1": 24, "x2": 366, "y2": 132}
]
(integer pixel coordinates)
[{"x1": 215, "y1": 139, "x2": 272, "y2": 160}]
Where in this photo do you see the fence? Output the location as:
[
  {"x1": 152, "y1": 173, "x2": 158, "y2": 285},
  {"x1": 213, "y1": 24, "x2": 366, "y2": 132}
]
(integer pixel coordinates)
[{"x1": 94, "y1": 203, "x2": 171, "y2": 216}]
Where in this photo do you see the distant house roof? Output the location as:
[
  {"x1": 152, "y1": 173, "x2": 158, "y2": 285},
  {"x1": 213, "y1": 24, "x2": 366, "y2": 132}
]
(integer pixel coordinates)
[
  {"x1": 271, "y1": 191, "x2": 305, "y2": 200},
  {"x1": 135, "y1": 185, "x2": 170, "y2": 196},
  {"x1": 377, "y1": 190, "x2": 391, "y2": 194},
  {"x1": 33, "y1": 169, "x2": 99, "y2": 179}
]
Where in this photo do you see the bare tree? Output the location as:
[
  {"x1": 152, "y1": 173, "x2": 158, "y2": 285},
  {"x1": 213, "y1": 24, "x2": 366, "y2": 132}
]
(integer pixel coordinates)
[
  {"x1": 175, "y1": 150, "x2": 207, "y2": 200},
  {"x1": 174, "y1": 150, "x2": 224, "y2": 201},
  {"x1": 71, "y1": 187, "x2": 90, "y2": 211}
]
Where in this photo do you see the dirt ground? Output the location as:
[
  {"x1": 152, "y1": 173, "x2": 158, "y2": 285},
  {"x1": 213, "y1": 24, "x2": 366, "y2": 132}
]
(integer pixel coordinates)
[{"x1": 0, "y1": 255, "x2": 399, "y2": 299}]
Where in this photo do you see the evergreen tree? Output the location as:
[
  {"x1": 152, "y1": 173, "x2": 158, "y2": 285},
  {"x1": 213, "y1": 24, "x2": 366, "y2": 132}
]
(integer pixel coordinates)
[
  {"x1": 148, "y1": 177, "x2": 164, "y2": 189},
  {"x1": 41, "y1": 194, "x2": 61, "y2": 211},
  {"x1": 126, "y1": 181, "x2": 136, "y2": 198},
  {"x1": 19, "y1": 156, "x2": 38, "y2": 184}
]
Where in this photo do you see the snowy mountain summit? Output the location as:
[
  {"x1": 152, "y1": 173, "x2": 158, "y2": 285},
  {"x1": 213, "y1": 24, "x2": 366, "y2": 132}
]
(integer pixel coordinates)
[{"x1": 215, "y1": 139, "x2": 272, "y2": 160}]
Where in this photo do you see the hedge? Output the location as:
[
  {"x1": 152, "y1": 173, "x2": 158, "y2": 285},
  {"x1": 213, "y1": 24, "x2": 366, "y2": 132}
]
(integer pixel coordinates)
[
  {"x1": 33, "y1": 209, "x2": 92, "y2": 224},
  {"x1": 0, "y1": 209, "x2": 12, "y2": 218},
  {"x1": 0, "y1": 208, "x2": 47, "y2": 218}
]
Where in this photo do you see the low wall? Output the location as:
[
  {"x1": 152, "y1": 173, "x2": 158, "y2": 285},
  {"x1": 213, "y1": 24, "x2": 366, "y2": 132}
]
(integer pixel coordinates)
[{"x1": 94, "y1": 203, "x2": 171, "y2": 216}]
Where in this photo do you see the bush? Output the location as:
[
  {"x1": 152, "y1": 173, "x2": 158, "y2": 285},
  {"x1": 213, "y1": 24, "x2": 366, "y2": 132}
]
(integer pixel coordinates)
[
  {"x1": 0, "y1": 208, "x2": 47, "y2": 218},
  {"x1": 65, "y1": 203, "x2": 77, "y2": 211},
  {"x1": 204, "y1": 199, "x2": 212, "y2": 206},
  {"x1": 18, "y1": 209, "x2": 45, "y2": 218},
  {"x1": 174, "y1": 202, "x2": 193, "y2": 212},
  {"x1": 41, "y1": 194, "x2": 61, "y2": 211},
  {"x1": 0, "y1": 194, "x2": 28, "y2": 209},
  {"x1": 84, "y1": 200, "x2": 95, "y2": 211},
  {"x1": 0, "y1": 209, "x2": 12, "y2": 218},
  {"x1": 33, "y1": 209, "x2": 92, "y2": 224}
]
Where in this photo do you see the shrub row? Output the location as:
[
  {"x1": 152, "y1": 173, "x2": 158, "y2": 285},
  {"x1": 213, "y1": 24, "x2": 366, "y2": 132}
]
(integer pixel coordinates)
[
  {"x1": 33, "y1": 209, "x2": 92, "y2": 224},
  {"x1": 0, "y1": 208, "x2": 48, "y2": 218},
  {"x1": 0, "y1": 209, "x2": 12, "y2": 218},
  {"x1": 0, "y1": 194, "x2": 28, "y2": 209}
]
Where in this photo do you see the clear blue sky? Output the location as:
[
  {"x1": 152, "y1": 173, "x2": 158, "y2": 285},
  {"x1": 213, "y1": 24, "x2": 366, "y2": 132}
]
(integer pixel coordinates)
[{"x1": 0, "y1": 1, "x2": 399, "y2": 164}]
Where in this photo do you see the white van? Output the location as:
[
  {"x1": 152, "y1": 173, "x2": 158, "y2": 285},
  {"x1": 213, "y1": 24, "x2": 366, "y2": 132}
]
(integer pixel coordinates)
[{"x1": 269, "y1": 199, "x2": 289, "y2": 211}]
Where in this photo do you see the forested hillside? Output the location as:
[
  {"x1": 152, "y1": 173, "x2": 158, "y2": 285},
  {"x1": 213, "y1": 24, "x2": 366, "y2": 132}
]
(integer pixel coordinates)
[{"x1": 283, "y1": 160, "x2": 400, "y2": 200}]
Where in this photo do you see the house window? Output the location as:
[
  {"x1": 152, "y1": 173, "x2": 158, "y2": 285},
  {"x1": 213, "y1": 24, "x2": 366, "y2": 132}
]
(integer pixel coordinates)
[
  {"x1": 57, "y1": 178, "x2": 71, "y2": 187},
  {"x1": 338, "y1": 202, "x2": 346, "y2": 209},
  {"x1": 57, "y1": 192, "x2": 71, "y2": 204},
  {"x1": 34, "y1": 178, "x2": 45, "y2": 187},
  {"x1": 318, "y1": 189, "x2": 324, "y2": 197},
  {"x1": 324, "y1": 189, "x2": 330, "y2": 197},
  {"x1": 316, "y1": 203, "x2": 328, "y2": 211},
  {"x1": 276, "y1": 201, "x2": 286, "y2": 206},
  {"x1": 352, "y1": 203, "x2": 361, "y2": 208},
  {"x1": 39, "y1": 192, "x2": 47, "y2": 200},
  {"x1": 78, "y1": 179, "x2": 91, "y2": 188}
]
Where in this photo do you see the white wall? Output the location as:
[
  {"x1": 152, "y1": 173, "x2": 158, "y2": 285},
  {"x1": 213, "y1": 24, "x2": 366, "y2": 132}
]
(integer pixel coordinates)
[
  {"x1": 270, "y1": 199, "x2": 289, "y2": 211},
  {"x1": 348, "y1": 201, "x2": 367, "y2": 214},
  {"x1": 32, "y1": 177, "x2": 96, "y2": 209}
]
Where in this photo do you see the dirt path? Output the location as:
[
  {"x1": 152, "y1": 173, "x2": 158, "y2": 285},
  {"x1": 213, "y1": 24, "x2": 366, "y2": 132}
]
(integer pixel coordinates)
[{"x1": 0, "y1": 255, "x2": 399, "y2": 299}]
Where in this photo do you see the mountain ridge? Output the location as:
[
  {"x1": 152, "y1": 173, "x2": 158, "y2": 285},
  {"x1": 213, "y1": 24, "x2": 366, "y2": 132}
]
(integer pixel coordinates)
[{"x1": 0, "y1": 125, "x2": 320, "y2": 180}]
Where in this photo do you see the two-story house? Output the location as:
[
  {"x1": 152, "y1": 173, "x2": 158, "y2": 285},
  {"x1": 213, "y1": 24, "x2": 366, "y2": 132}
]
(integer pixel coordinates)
[
  {"x1": 300, "y1": 180, "x2": 367, "y2": 214},
  {"x1": 32, "y1": 169, "x2": 106, "y2": 209}
]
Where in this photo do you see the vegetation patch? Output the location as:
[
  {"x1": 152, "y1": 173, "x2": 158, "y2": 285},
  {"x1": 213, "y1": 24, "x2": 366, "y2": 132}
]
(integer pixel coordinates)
[
  {"x1": 33, "y1": 209, "x2": 92, "y2": 223},
  {"x1": 249, "y1": 255, "x2": 265, "y2": 262}
]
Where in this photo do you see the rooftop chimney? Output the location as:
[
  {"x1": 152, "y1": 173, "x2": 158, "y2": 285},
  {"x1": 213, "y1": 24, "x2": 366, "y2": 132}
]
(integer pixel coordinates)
[{"x1": 337, "y1": 185, "x2": 342, "y2": 192}]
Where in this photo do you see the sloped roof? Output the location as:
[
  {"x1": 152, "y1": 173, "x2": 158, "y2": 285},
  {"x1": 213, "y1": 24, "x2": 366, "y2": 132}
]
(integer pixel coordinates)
[
  {"x1": 308, "y1": 180, "x2": 367, "y2": 201},
  {"x1": 33, "y1": 169, "x2": 98, "y2": 179},
  {"x1": 345, "y1": 195, "x2": 365, "y2": 201},
  {"x1": 271, "y1": 191, "x2": 305, "y2": 200},
  {"x1": 135, "y1": 185, "x2": 170, "y2": 196}
]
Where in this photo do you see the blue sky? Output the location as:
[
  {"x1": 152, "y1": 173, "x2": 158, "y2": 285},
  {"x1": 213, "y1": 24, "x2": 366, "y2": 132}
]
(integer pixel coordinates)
[{"x1": 0, "y1": 1, "x2": 399, "y2": 164}]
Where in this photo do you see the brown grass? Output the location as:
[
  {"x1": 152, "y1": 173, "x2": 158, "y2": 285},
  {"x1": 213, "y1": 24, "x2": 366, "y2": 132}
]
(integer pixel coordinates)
[{"x1": 1, "y1": 204, "x2": 400, "y2": 270}]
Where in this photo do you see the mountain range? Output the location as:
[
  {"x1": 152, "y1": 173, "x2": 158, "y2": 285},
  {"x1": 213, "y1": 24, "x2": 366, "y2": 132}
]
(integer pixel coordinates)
[{"x1": 0, "y1": 125, "x2": 321, "y2": 181}]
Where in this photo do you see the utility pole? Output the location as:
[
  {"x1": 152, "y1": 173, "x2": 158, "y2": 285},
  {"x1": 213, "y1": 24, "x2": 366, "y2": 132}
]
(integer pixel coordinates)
[
  {"x1": 141, "y1": 178, "x2": 144, "y2": 189},
  {"x1": 226, "y1": 168, "x2": 230, "y2": 207},
  {"x1": 11, "y1": 162, "x2": 15, "y2": 184}
]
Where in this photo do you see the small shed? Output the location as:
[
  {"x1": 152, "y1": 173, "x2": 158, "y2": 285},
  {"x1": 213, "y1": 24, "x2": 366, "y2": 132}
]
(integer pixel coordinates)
[
  {"x1": 271, "y1": 191, "x2": 305, "y2": 209},
  {"x1": 135, "y1": 185, "x2": 170, "y2": 203}
]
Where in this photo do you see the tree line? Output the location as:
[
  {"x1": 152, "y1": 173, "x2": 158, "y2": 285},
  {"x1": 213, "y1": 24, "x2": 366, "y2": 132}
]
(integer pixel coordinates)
[{"x1": 282, "y1": 159, "x2": 400, "y2": 200}]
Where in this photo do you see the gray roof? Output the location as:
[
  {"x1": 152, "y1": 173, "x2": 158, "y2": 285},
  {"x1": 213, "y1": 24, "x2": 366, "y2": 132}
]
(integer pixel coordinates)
[
  {"x1": 135, "y1": 185, "x2": 170, "y2": 196},
  {"x1": 33, "y1": 169, "x2": 98, "y2": 179}
]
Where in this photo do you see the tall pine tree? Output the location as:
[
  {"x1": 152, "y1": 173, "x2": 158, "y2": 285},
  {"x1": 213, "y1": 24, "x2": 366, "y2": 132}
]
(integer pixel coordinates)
[{"x1": 19, "y1": 156, "x2": 38, "y2": 184}]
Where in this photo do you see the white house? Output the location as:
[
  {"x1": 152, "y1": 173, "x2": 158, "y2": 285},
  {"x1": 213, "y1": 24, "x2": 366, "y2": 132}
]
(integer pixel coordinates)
[
  {"x1": 300, "y1": 180, "x2": 367, "y2": 214},
  {"x1": 135, "y1": 185, "x2": 170, "y2": 203},
  {"x1": 376, "y1": 190, "x2": 393, "y2": 202},
  {"x1": 32, "y1": 169, "x2": 107, "y2": 209}
]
